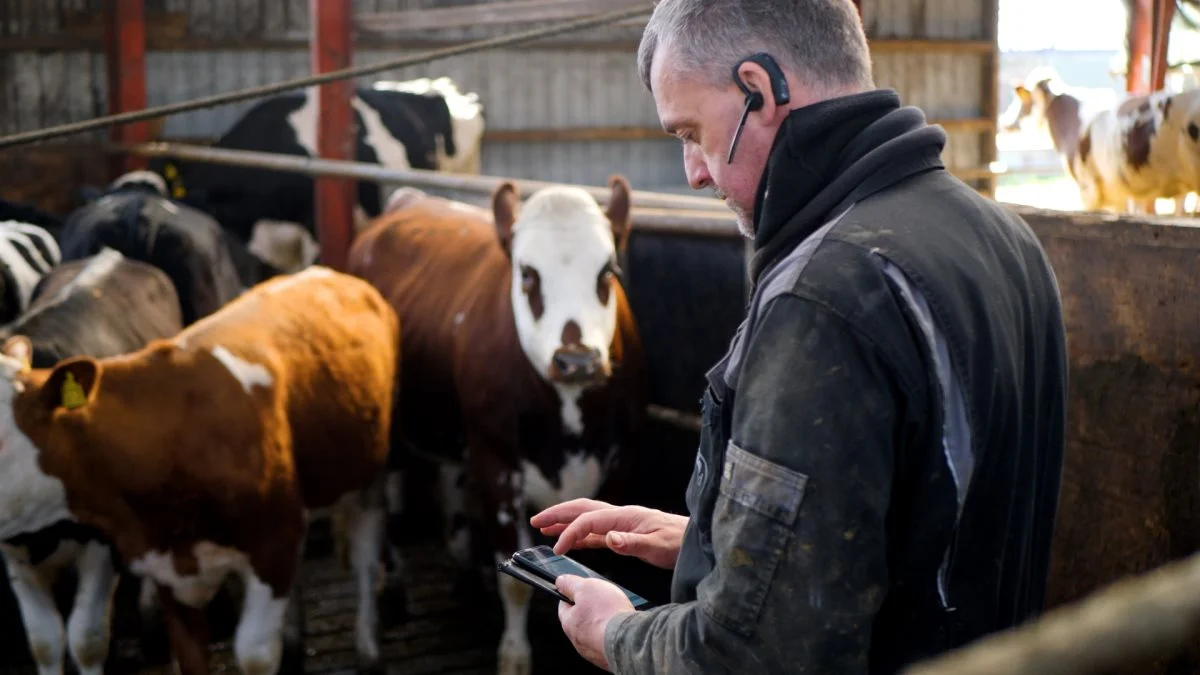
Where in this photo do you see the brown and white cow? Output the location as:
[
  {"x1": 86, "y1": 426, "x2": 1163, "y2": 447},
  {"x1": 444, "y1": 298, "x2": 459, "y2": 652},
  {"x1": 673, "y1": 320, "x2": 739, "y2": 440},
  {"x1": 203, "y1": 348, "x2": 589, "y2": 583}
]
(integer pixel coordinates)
[
  {"x1": 348, "y1": 177, "x2": 645, "y2": 675},
  {"x1": 0, "y1": 265, "x2": 399, "y2": 675},
  {"x1": 1007, "y1": 71, "x2": 1200, "y2": 214}
]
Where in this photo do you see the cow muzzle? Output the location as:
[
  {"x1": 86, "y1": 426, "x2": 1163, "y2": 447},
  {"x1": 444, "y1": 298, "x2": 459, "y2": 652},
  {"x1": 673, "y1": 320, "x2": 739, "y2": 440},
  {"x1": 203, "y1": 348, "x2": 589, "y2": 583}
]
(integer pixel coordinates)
[{"x1": 549, "y1": 345, "x2": 609, "y2": 386}]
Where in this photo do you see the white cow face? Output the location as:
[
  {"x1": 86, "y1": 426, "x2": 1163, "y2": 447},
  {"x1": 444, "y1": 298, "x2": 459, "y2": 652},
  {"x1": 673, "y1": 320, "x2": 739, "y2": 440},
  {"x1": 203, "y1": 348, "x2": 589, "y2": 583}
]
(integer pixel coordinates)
[{"x1": 494, "y1": 177, "x2": 632, "y2": 389}]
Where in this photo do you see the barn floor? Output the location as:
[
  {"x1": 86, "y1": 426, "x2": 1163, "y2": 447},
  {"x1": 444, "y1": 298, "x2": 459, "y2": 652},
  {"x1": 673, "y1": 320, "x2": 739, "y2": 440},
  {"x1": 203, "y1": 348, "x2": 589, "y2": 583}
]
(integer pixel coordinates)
[{"x1": 0, "y1": 518, "x2": 608, "y2": 675}]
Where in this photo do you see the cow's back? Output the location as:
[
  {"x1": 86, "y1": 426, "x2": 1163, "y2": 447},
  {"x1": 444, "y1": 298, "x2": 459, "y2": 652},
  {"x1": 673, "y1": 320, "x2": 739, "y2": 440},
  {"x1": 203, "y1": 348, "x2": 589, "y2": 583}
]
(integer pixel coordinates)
[
  {"x1": 177, "y1": 267, "x2": 399, "y2": 507},
  {"x1": 348, "y1": 194, "x2": 526, "y2": 459},
  {"x1": 59, "y1": 190, "x2": 245, "y2": 325},
  {"x1": 350, "y1": 194, "x2": 515, "y2": 394},
  {"x1": 10, "y1": 250, "x2": 184, "y2": 368}
]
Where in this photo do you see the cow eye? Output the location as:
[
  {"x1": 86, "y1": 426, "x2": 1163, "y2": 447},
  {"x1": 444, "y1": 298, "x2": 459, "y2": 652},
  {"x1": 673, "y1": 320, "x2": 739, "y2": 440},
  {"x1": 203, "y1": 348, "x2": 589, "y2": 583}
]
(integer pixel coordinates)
[
  {"x1": 520, "y1": 265, "x2": 539, "y2": 294},
  {"x1": 596, "y1": 262, "x2": 617, "y2": 304}
]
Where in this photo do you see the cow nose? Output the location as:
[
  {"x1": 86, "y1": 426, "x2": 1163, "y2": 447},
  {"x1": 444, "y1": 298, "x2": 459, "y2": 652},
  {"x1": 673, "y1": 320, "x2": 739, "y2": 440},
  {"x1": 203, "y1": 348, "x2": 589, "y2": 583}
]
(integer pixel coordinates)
[{"x1": 550, "y1": 346, "x2": 606, "y2": 385}]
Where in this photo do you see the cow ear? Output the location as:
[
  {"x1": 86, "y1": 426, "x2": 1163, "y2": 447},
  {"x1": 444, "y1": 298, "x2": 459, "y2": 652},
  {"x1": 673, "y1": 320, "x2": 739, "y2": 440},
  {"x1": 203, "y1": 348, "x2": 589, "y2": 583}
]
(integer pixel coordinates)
[
  {"x1": 493, "y1": 181, "x2": 521, "y2": 256},
  {"x1": 1014, "y1": 85, "x2": 1031, "y2": 103},
  {"x1": 42, "y1": 357, "x2": 102, "y2": 412},
  {"x1": 606, "y1": 174, "x2": 632, "y2": 252},
  {"x1": 1, "y1": 336, "x2": 32, "y2": 370}
]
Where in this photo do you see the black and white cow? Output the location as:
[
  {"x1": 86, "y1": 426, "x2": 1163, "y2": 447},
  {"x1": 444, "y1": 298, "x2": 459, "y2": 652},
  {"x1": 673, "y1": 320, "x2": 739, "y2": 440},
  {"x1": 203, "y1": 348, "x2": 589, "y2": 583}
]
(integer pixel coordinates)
[
  {"x1": 56, "y1": 171, "x2": 264, "y2": 325},
  {"x1": 0, "y1": 248, "x2": 184, "y2": 675},
  {"x1": 149, "y1": 77, "x2": 485, "y2": 269},
  {"x1": 0, "y1": 220, "x2": 62, "y2": 326},
  {"x1": 0, "y1": 199, "x2": 63, "y2": 241}
]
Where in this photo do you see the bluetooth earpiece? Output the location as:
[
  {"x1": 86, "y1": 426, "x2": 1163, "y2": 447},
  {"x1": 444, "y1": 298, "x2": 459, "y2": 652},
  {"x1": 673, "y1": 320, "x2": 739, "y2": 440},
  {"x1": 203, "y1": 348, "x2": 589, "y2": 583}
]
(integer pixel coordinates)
[{"x1": 727, "y1": 52, "x2": 791, "y2": 163}]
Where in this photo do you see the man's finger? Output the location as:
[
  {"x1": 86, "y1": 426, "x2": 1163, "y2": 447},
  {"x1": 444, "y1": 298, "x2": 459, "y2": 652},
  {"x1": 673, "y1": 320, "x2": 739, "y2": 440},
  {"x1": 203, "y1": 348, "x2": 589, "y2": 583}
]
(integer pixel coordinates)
[
  {"x1": 529, "y1": 498, "x2": 612, "y2": 529},
  {"x1": 554, "y1": 509, "x2": 638, "y2": 554}
]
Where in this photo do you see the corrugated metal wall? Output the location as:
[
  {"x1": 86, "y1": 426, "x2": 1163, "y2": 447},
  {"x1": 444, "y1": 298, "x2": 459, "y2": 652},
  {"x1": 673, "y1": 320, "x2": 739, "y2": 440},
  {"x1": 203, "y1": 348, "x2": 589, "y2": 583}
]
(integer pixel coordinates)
[{"x1": 0, "y1": 0, "x2": 995, "y2": 198}]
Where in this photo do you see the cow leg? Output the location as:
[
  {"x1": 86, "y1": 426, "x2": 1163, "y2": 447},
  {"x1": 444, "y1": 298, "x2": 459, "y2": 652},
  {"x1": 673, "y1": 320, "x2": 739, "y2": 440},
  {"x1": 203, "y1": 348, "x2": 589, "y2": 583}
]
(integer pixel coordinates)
[
  {"x1": 342, "y1": 479, "x2": 387, "y2": 670},
  {"x1": 4, "y1": 553, "x2": 66, "y2": 675},
  {"x1": 137, "y1": 577, "x2": 172, "y2": 665},
  {"x1": 233, "y1": 570, "x2": 290, "y2": 675},
  {"x1": 156, "y1": 585, "x2": 210, "y2": 675},
  {"x1": 438, "y1": 461, "x2": 472, "y2": 570},
  {"x1": 494, "y1": 522, "x2": 535, "y2": 675},
  {"x1": 279, "y1": 528, "x2": 307, "y2": 675},
  {"x1": 383, "y1": 469, "x2": 405, "y2": 574},
  {"x1": 470, "y1": 448, "x2": 533, "y2": 675},
  {"x1": 65, "y1": 541, "x2": 119, "y2": 675},
  {"x1": 278, "y1": 573, "x2": 306, "y2": 675}
]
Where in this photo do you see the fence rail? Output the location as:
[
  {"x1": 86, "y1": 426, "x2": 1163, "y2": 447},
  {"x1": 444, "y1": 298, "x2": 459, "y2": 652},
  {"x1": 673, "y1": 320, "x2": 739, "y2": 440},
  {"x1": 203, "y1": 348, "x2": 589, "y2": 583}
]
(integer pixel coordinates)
[
  {"x1": 904, "y1": 550, "x2": 1200, "y2": 675},
  {"x1": 121, "y1": 141, "x2": 739, "y2": 222}
]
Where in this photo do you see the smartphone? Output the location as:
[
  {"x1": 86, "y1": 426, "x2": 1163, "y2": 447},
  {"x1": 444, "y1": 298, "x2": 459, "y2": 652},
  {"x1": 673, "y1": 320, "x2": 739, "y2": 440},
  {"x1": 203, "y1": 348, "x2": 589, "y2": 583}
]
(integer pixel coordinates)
[
  {"x1": 498, "y1": 559, "x2": 574, "y2": 604},
  {"x1": 511, "y1": 545, "x2": 653, "y2": 610}
]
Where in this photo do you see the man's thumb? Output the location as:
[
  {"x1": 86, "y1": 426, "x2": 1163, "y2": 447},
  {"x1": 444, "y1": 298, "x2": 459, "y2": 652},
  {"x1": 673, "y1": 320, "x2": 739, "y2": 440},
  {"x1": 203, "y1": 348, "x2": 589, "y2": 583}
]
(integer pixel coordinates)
[{"x1": 556, "y1": 574, "x2": 582, "y2": 596}]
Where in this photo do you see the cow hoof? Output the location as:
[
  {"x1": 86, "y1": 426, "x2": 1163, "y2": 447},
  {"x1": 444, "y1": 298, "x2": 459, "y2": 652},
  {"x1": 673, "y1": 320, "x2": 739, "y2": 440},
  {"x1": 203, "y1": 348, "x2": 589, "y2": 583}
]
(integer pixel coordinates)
[{"x1": 497, "y1": 638, "x2": 532, "y2": 675}]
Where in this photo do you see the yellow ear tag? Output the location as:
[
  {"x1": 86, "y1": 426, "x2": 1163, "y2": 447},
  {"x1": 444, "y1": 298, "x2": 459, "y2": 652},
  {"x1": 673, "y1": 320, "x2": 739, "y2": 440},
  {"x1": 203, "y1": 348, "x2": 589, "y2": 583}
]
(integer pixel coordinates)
[
  {"x1": 61, "y1": 373, "x2": 86, "y2": 410},
  {"x1": 163, "y1": 163, "x2": 178, "y2": 180}
]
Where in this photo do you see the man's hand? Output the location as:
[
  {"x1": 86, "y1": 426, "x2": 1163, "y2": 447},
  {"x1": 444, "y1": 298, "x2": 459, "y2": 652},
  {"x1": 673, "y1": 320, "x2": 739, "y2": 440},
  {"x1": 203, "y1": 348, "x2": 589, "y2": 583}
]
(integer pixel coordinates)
[
  {"x1": 530, "y1": 498, "x2": 689, "y2": 570},
  {"x1": 556, "y1": 574, "x2": 636, "y2": 671}
]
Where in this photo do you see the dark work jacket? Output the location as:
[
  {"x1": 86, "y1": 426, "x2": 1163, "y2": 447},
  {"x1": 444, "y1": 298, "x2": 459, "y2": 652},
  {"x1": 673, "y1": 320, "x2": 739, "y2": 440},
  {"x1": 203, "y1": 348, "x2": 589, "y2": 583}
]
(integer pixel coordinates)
[{"x1": 604, "y1": 89, "x2": 1068, "y2": 674}]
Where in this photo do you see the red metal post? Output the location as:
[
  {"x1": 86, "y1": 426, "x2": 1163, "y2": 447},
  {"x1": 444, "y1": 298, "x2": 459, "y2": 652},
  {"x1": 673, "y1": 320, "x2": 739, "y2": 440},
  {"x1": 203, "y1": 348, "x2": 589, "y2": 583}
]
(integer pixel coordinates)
[
  {"x1": 310, "y1": 0, "x2": 356, "y2": 272},
  {"x1": 105, "y1": 0, "x2": 149, "y2": 177},
  {"x1": 1127, "y1": 0, "x2": 1153, "y2": 94},
  {"x1": 1150, "y1": 0, "x2": 1175, "y2": 92}
]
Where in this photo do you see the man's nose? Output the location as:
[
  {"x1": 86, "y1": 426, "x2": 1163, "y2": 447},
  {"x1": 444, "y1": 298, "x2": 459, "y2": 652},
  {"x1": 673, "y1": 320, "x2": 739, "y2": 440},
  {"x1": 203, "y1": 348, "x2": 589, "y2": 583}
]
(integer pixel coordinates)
[{"x1": 683, "y1": 145, "x2": 712, "y2": 191}]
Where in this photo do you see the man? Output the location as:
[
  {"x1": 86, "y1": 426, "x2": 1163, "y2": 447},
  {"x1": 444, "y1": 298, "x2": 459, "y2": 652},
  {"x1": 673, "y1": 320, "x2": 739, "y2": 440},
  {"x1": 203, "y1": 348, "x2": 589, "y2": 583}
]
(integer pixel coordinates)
[{"x1": 530, "y1": 0, "x2": 1069, "y2": 673}]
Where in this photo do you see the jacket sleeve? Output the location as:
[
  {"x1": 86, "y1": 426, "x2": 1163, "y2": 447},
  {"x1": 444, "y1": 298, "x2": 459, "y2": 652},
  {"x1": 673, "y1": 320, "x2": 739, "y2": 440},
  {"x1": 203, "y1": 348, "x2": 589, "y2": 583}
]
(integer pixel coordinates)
[{"x1": 604, "y1": 293, "x2": 911, "y2": 674}]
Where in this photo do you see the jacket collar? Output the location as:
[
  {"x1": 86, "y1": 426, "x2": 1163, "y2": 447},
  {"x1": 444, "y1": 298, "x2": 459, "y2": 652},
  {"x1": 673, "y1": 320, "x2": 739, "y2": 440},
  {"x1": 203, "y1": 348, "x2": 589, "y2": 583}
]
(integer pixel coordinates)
[{"x1": 747, "y1": 89, "x2": 948, "y2": 285}]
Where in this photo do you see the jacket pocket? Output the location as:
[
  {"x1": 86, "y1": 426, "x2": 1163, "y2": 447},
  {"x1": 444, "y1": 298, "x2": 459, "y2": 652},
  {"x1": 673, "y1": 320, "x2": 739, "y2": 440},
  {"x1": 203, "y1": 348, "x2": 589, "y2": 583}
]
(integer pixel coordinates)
[{"x1": 698, "y1": 440, "x2": 809, "y2": 638}]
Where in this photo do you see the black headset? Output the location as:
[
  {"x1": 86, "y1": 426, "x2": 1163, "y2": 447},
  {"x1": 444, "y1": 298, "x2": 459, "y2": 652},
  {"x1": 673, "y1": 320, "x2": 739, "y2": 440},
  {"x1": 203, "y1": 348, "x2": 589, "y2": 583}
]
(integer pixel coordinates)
[{"x1": 727, "y1": 52, "x2": 791, "y2": 163}]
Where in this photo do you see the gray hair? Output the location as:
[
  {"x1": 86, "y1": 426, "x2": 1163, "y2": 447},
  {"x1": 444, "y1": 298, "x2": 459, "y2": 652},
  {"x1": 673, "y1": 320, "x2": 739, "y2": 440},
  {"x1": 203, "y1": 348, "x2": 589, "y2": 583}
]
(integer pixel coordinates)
[{"x1": 637, "y1": 0, "x2": 873, "y2": 96}]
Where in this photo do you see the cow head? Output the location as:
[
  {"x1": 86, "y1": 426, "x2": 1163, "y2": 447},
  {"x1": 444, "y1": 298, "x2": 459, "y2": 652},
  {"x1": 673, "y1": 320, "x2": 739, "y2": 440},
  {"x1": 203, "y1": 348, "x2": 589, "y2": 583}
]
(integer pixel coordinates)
[
  {"x1": 1002, "y1": 82, "x2": 1034, "y2": 132},
  {"x1": 1003, "y1": 67, "x2": 1066, "y2": 133},
  {"x1": 494, "y1": 176, "x2": 632, "y2": 389}
]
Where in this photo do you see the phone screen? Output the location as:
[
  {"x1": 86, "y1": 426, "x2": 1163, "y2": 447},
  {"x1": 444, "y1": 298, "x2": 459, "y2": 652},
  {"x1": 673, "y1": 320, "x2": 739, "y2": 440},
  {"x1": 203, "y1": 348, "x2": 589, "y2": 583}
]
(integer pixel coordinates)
[{"x1": 513, "y1": 545, "x2": 651, "y2": 609}]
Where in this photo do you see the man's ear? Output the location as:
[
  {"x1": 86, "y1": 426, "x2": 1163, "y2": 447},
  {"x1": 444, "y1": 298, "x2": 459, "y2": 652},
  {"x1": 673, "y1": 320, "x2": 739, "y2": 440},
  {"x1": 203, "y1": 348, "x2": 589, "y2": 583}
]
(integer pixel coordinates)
[
  {"x1": 1, "y1": 336, "x2": 32, "y2": 371},
  {"x1": 605, "y1": 174, "x2": 633, "y2": 252},
  {"x1": 493, "y1": 181, "x2": 521, "y2": 257},
  {"x1": 735, "y1": 60, "x2": 786, "y2": 121},
  {"x1": 41, "y1": 357, "x2": 102, "y2": 412}
]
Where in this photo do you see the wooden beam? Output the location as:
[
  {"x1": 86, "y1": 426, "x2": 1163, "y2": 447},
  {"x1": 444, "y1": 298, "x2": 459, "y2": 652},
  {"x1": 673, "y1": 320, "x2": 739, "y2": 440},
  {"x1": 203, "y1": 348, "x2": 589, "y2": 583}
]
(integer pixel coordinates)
[
  {"x1": 105, "y1": 0, "x2": 149, "y2": 177},
  {"x1": 311, "y1": 0, "x2": 355, "y2": 273},
  {"x1": 980, "y1": 0, "x2": 1000, "y2": 199},
  {"x1": 0, "y1": 34, "x2": 996, "y2": 55},
  {"x1": 869, "y1": 38, "x2": 995, "y2": 53},
  {"x1": 356, "y1": 0, "x2": 649, "y2": 33}
]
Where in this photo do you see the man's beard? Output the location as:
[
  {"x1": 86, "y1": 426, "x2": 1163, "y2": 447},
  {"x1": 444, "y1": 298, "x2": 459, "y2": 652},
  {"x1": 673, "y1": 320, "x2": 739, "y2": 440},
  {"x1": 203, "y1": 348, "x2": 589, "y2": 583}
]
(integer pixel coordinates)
[{"x1": 714, "y1": 188, "x2": 755, "y2": 239}]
